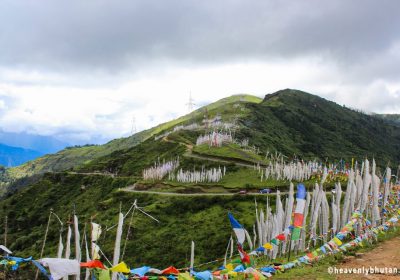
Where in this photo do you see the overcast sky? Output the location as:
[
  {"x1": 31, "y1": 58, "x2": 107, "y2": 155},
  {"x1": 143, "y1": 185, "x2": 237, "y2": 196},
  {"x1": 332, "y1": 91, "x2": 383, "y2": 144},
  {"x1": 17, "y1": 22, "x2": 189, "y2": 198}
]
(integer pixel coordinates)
[{"x1": 0, "y1": 0, "x2": 399, "y2": 144}]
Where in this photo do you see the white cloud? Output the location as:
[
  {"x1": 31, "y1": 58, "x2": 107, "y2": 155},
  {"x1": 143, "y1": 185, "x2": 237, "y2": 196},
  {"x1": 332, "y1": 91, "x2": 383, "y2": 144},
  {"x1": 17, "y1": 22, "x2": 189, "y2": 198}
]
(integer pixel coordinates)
[
  {"x1": 0, "y1": 57, "x2": 398, "y2": 145},
  {"x1": 0, "y1": 99, "x2": 5, "y2": 110}
]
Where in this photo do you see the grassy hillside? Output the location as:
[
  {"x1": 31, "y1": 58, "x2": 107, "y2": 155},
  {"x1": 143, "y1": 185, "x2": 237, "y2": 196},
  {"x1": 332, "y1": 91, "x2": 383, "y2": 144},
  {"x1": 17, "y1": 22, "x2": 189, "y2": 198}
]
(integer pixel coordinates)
[
  {"x1": 6, "y1": 94, "x2": 262, "y2": 181},
  {"x1": 0, "y1": 89, "x2": 399, "y2": 278},
  {"x1": 0, "y1": 172, "x2": 262, "y2": 273},
  {"x1": 237, "y1": 89, "x2": 400, "y2": 166}
]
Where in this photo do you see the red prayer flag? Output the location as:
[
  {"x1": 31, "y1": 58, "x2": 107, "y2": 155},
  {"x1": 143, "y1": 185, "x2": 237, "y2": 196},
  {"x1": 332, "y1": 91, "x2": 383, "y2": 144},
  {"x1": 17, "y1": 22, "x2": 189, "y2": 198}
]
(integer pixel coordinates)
[
  {"x1": 293, "y1": 213, "x2": 304, "y2": 227},
  {"x1": 80, "y1": 260, "x2": 105, "y2": 269},
  {"x1": 161, "y1": 266, "x2": 180, "y2": 275},
  {"x1": 276, "y1": 234, "x2": 285, "y2": 241},
  {"x1": 237, "y1": 243, "x2": 251, "y2": 264}
]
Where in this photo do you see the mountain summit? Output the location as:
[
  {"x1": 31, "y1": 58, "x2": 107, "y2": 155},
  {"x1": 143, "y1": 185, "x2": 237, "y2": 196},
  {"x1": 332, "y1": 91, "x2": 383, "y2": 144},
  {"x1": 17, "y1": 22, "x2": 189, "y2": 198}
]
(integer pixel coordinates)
[{"x1": 3, "y1": 89, "x2": 400, "y2": 182}]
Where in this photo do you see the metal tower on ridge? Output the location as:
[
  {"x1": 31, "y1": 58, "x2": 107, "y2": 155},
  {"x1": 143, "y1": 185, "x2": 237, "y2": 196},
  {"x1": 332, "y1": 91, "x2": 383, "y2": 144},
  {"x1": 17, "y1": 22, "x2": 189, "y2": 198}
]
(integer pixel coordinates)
[
  {"x1": 186, "y1": 92, "x2": 195, "y2": 112},
  {"x1": 131, "y1": 116, "x2": 137, "y2": 135}
]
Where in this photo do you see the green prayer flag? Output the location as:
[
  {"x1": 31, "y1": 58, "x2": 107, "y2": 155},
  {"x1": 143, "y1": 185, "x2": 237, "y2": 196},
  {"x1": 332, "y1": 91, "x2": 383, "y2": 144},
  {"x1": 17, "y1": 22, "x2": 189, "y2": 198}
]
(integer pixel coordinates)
[
  {"x1": 291, "y1": 227, "x2": 301, "y2": 241},
  {"x1": 93, "y1": 268, "x2": 111, "y2": 280},
  {"x1": 271, "y1": 238, "x2": 279, "y2": 245}
]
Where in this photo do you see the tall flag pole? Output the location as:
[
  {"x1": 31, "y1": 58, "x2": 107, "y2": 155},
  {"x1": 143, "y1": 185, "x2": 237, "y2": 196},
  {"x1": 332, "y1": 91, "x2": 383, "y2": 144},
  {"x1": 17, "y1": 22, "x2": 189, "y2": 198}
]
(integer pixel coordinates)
[
  {"x1": 190, "y1": 241, "x2": 195, "y2": 272},
  {"x1": 287, "y1": 183, "x2": 306, "y2": 261},
  {"x1": 228, "y1": 213, "x2": 251, "y2": 265},
  {"x1": 292, "y1": 183, "x2": 307, "y2": 241}
]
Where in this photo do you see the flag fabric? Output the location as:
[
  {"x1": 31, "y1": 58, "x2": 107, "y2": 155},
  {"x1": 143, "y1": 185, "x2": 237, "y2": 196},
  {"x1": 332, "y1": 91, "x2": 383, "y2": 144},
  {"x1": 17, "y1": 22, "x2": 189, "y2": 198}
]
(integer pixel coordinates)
[
  {"x1": 32, "y1": 260, "x2": 52, "y2": 280},
  {"x1": 91, "y1": 243, "x2": 101, "y2": 260},
  {"x1": 271, "y1": 238, "x2": 279, "y2": 246},
  {"x1": 40, "y1": 258, "x2": 80, "y2": 280},
  {"x1": 228, "y1": 213, "x2": 246, "y2": 245},
  {"x1": 57, "y1": 234, "x2": 63, "y2": 259},
  {"x1": 112, "y1": 212, "x2": 124, "y2": 280},
  {"x1": 110, "y1": 261, "x2": 130, "y2": 273},
  {"x1": 192, "y1": 270, "x2": 212, "y2": 280},
  {"x1": 178, "y1": 272, "x2": 193, "y2": 280},
  {"x1": 276, "y1": 234, "x2": 285, "y2": 241},
  {"x1": 93, "y1": 268, "x2": 111, "y2": 280},
  {"x1": 73, "y1": 215, "x2": 81, "y2": 280},
  {"x1": 263, "y1": 243, "x2": 272, "y2": 250},
  {"x1": 80, "y1": 260, "x2": 105, "y2": 269},
  {"x1": 161, "y1": 266, "x2": 180, "y2": 275},
  {"x1": 291, "y1": 227, "x2": 301, "y2": 241},
  {"x1": 292, "y1": 184, "x2": 307, "y2": 241},
  {"x1": 130, "y1": 266, "x2": 151, "y2": 277},
  {"x1": 0, "y1": 245, "x2": 12, "y2": 255},
  {"x1": 237, "y1": 243, "x2": 250, "y2": 265},
  {"x1": 333, "y1": 237, "x2": 343, "y2": 246},
  {"x1": 91, "y1": 222, "x2": 102, "y2": 242}
]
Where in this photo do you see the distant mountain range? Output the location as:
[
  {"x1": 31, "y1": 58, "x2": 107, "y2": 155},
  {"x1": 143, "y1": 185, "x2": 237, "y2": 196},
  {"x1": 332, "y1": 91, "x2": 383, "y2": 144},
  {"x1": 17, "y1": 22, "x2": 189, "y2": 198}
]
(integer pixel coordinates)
[
  {"x1": 0, "y1": 130, "x2": 70, "y2": 167},
  {"x1": 0, "y1": 143, "x2": 43, "y2": 167},
  {"x1": 0, "y1": 129, "x2": 68, "y2": 154}
]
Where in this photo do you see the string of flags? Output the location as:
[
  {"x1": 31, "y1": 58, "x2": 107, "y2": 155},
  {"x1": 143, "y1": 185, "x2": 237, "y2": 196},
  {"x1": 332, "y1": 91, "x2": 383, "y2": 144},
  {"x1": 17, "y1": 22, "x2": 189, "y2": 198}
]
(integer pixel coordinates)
[
  {"x1": 1, "y1": 159, "x2": 399, "y2": 279},
  {"x1": 1, "y1": 194, "x2": 399, "y2": 279}
]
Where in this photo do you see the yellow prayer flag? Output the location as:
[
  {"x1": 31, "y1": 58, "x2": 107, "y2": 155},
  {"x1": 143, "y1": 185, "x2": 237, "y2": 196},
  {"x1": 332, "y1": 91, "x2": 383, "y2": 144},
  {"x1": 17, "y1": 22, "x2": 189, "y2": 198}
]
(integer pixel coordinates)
[
  {"x1": 227, "y1": 271, "x2": 238, "y2": 277},
  {"x1": 263, "y1": 243, "x2": 273, "y2": 250},
  {"x1": 225, "y1": 263, "x2": 234, "y2": 271},
  {"x1": 178, "y1": 272, "x2": 193, "y2": 280},
  {"x1": 110, "y1": 262, "x2": 130, "y2": 273},
  {"x1": 333, "y1": 237, "x2": 343, "y2": 246}
]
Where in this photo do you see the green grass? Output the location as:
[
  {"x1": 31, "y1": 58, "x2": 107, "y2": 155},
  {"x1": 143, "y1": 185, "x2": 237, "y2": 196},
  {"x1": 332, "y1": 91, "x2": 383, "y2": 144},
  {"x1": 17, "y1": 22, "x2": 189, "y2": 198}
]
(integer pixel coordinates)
[
  {"x1": 219, "y1": 168, "x2": 288, "y2": 189},
  {"x1": 238, "y1": 89, "x2": 400, "y2": 167},
  {"x1": 4, "y1": 94, "x2": 262, "y2": 183},
  {"x1": 0, "y1": 173, "x2": 268, "y2": 274},
  {"x1": 1, "y1": 89, "x2": 400, "y2": 279},
  {"x1": 193, "y1": 143, "x2": 266, "y2": 164}
]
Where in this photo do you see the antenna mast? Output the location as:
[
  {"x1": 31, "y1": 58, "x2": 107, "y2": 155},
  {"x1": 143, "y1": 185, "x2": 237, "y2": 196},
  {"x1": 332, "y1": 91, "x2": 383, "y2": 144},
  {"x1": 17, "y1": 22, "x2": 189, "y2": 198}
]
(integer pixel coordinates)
[
  {"x1": 186, "y1": 92, "x2": 195, "y2": 112},
  {"x1": 131, "y1": 116, "x2": 137, "y2": 135}
]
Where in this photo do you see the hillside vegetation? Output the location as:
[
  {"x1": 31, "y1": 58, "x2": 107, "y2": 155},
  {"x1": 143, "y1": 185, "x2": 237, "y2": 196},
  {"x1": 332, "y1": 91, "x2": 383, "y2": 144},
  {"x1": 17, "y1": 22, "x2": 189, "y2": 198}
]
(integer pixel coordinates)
[
  {"x1": 6, "y1": 94, "x2": 262, "y2": 181},
  {"x1": 0, "y1": 89, "x2": 399, "y2": 276},
  {"x1": 238, "y1": 89, "x2": 400, "y2": 165}
]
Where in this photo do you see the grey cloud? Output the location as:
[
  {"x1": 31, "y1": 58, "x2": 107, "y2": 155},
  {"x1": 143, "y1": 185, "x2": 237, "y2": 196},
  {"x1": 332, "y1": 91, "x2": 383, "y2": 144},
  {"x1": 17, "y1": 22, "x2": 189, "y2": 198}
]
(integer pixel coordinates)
[{"x1": 1, "y1": 0, "x2": 399, "y2": 78}]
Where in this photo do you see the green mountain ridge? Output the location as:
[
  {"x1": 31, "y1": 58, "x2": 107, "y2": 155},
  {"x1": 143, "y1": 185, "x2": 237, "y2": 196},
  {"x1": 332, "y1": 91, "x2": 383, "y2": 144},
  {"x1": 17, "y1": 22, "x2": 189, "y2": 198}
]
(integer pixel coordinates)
[
  {"x1": 0, "y1": 89, "x2": 399, "y2": 277},
  {"x1": 5, "y1": 94, "x2": 261, "y2": 181},
  {"x1": 238, "y1": 89, "x2": 400, "y2": 165}
]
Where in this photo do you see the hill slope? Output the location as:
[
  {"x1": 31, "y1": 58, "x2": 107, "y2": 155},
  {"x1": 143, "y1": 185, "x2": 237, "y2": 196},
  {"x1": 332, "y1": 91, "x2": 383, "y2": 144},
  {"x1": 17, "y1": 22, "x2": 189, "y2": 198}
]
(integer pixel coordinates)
[
  {"x1": 237, "y1": 89, "x2": 400, "y2": 165},
  {"x1": 0, "y1": 89, "x2": 399, "y2": 275},
  {"x1": 78, "y1": 89, "x2": 400, "y2": 178},
  {"x1": 7, "y1": 94, "x2": 262, "y2": 179}
]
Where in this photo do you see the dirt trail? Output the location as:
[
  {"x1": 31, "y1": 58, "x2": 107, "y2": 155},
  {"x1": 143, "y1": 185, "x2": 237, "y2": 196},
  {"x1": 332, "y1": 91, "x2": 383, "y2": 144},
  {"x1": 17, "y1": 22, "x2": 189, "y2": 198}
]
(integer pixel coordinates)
[
  {"x1": 336, "y1": 236, "x2": 400, "y2": 280},
  {"x1": 122, "y1": 185, "x2": 291, "y2": 196}
]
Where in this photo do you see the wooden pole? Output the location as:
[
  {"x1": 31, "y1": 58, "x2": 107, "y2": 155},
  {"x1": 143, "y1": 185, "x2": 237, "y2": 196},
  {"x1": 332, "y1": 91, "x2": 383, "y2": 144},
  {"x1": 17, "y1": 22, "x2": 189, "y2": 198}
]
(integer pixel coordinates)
[
  {"x1": 287, "y1": 237, "x2": 292, "y2": 262},
  {"x1": 35, "y1": 210, "x2": 52, "y2": 280},
  {"x1": 4, "y1": 215, "x2": 7, "y2": 280},
  {"x1": 4, "y1": 215, "x2": 7, "y2": 247}
]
